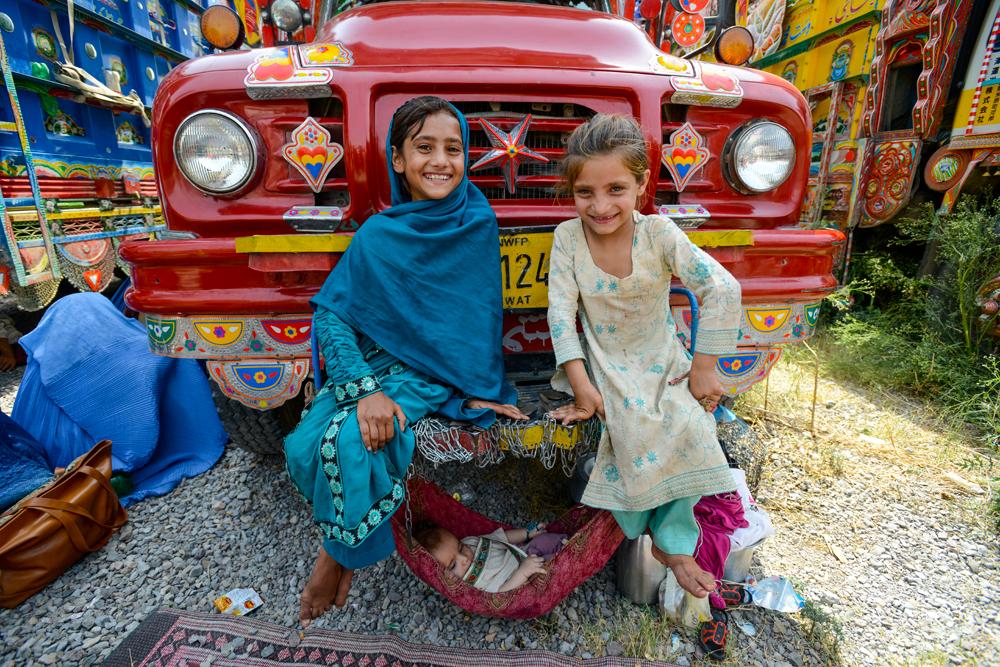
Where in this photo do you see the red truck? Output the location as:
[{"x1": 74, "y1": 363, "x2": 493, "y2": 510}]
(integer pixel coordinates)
[{"x1": 121, "y1": 0, "x2": 844, "y2": 454}]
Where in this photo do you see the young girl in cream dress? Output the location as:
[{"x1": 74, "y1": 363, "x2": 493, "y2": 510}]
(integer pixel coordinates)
[{"x1": 547, "y1": 114, "x2": 741, "y2": 598}]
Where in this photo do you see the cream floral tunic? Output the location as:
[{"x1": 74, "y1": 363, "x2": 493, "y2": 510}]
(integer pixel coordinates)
[{"x1": 547, "y1": 213, "x2": 740, "y2": 512}]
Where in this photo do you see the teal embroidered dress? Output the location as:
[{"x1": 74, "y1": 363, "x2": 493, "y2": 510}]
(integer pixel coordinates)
[
  {"x1": 284, "y1": 102, "x2": 515, "y2": 570},
  {"x1": 547, "y1": 213, "x2": 740, "y2": 554}
]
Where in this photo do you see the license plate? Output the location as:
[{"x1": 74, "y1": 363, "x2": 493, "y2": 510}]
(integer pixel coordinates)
[{"x1": 499, "y1": 230, "x2": 552, "y2": 310}]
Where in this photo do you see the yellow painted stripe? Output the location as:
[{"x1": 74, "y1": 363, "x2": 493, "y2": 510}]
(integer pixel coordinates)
[
  {"x1": 0, "y1": 121, "x2": 17, "y2": 132},
  {"x1": 235, "y1": 234, "x2": 353, "y2": 253},
  {"x1": 235, "y1": 229, "x2": 753, "y2": 255},
  {"x1": 687, "y1": 230, "x2": 754, "y2": 247},
  {"x1": 8, "y1": 206, "x2": 160, "y2": 222}
]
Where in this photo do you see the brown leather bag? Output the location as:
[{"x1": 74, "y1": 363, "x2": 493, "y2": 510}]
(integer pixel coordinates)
[{"x1": 0, "y1": 440, "x2": 127, "y2": 608}]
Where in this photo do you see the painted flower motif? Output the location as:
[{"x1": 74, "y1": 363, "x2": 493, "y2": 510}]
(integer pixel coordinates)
[
  {"x1": 633, "y1": 456, "x2": 644, "y2": 469},
  {"x1": 793, "y1": 324, "x2": 805, "y2": 338},
  {"x1": 213, "y1": 326, "x2": 226, "y2": 339},
  {"x1": 253, "y1": 371, "x2": 267, "y2": 383},
  {"x1": 284, "y1": 326, "x2": 298, "y2": 338},
  {"x1": 184, "y1": 339, "x2": 197, "y2": 351},
  {"x1": 346, "y1": 382, "x2": 359, "y2": 397},
  {"x1": 603, "y1": 464, "x2": 620, "y2": 482},
  {"x1": 249, "y1": 338, "x2": 264, "y2": 352}
]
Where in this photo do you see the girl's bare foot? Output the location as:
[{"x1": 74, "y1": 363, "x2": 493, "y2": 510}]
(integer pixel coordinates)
[
  {"x1": 299, "y1": 548, "x2": 354, "y2": 628},
  {"x1": 650, "y1": 545, "x2": 715, "y2": 598}
]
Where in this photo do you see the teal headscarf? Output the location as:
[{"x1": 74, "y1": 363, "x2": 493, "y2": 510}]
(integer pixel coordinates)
[{"x1": 311, "y1": 101, "x2": 515, "y2": 406}]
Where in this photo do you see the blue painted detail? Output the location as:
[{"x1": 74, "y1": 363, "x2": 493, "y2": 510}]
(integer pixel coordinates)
[{"x1": 233, "y1": 364, "x2": 287, "y2": 392}]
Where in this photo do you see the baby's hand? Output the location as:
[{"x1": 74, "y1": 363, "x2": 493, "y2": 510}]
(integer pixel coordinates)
[
  {"x1": 517, "y1": 555, "x2": 546, "y2": 577},
  {"x1": 527, "y1": 522, "x2": 547, "y2": 539}
]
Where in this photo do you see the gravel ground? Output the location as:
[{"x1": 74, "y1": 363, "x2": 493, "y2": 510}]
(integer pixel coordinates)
[{"x1": 0, "y1": 354, "x2": 997, "y2": 666}]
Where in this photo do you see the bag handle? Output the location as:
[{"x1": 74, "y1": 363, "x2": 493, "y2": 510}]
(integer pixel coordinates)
[{"x1": 18, "y1": 463, "x2": 127, "y2": 553}]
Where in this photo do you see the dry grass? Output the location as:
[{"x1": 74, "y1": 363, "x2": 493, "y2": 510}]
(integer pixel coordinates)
[{"x1": 736, "y1": 344, "x2": 996, "y2": 530}]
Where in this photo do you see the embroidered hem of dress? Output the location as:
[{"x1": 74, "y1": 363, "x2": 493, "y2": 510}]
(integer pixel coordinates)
[
  {"x1": 317, "y1": 405, "x2": 406, "y2": 548},
  {"x1": 581, "y1": 463, "x2": 736, "y2": 512}
]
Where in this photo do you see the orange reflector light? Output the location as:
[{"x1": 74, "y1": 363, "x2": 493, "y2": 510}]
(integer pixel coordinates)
[
  {"x1": 715, "y1": 26, "x2": 754, "y2": 67},
  {"x1": 201, "y1": 5, "x2": 245, "y2": 51}
]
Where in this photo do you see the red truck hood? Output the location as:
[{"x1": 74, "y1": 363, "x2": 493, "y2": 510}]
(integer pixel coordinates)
[{"x1": 189, "y1": 1, "x2": 758, "y2": 80}]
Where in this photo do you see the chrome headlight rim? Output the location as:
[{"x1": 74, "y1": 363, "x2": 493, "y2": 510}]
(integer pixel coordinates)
[
  {"x1": 723, "y1": 120, "x2": 796, "y2": 195},
  {"x1": 173, "y1": 109, "x2": 258, "y2": 196}
]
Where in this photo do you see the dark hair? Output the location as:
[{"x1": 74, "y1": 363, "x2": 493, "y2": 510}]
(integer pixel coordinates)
[
  {"x1": 413, "y1": 523, "x2": 451, "y2": 553},
  {"x1": 560, "y1": 113, "x2": 649, "y2": 194},
  {"x1": 389, "y1": 96, "x2": 461, "y2": 152}
]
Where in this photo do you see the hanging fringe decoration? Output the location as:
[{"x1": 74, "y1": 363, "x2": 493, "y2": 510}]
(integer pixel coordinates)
[
  {"x1": 11, "y1": 278, "x2": 60, "y2": 312},
  {"x1": 412, "y1": 416, "x2": 601, "y2": 476}
]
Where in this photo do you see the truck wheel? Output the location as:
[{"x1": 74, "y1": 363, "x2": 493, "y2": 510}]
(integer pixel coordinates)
[{"x1": 210, "y1": 385, "x2": 305, "y2": 457}]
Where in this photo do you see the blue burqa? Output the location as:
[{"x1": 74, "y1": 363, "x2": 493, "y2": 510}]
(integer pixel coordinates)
[{"x1": 10, "y1": 293, "x2": 226, "y2": 505}]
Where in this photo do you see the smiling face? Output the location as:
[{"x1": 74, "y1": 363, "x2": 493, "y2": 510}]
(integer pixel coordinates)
[
  {"x1": 391, "y1": 110, "x2": 465, "y2": 201},
  {"x1": 426, "y1": 530, "x2": 475, "y2": 580},
  {"x1": 571, "y1": 151, "x2": 650, "y2": 238}
]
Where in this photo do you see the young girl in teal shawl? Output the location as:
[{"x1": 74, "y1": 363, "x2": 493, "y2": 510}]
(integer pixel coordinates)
[{"x1": 285, "y1": 96, "x2": 526, "y2": 627}]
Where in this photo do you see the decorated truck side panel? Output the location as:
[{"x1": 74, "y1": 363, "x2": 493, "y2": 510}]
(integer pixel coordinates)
[
  {"x1": 0, "y1": 0, "x2": 207, "y2": 310},
  {"x1": 121, "y1": 1, "x2": 844, "y2": 417}
]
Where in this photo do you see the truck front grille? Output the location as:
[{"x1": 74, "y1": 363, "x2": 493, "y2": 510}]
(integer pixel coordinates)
[{"x1": 453, "y1": 101, "x2": 596, "y2": 201}]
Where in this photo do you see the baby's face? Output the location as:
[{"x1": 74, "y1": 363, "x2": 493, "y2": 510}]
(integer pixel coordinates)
[{"x1": 430, "y1": 532, "x2": 475, "y2": 579}]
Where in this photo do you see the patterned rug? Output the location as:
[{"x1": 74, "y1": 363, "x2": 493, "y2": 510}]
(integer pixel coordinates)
[{"x1": 101, "y1": 608, "x2": 676, "y2": 666}]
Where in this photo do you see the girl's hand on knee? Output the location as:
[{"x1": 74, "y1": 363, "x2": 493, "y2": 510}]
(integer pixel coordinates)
[
  {"x1": 549, "y1": 382, "x2": 605, "y2": 425},
  {"x1": 357, "y1": 392, "x2": 407, "y2": 452},
  {"x1": 688, "y1": 353, "x2": 723, "y2": 412},
  {"x1": 467, "y1": 399, "x2": 529, "y2": 421}
]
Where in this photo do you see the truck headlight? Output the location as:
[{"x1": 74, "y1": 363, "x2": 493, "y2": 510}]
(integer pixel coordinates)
[
  {"x1": 174, "y1": 110, "x2": 257, "y2": 195},
  {"x1": 725, "y1": 121, "x2": 795, "y2": 193}
]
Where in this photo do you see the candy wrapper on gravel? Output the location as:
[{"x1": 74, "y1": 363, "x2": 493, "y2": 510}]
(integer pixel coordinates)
[{"x1": 214, "y1": 588, "x2": 264, "y2": 616}]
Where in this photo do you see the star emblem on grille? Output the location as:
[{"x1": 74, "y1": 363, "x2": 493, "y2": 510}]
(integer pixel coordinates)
[{"x1": 469, "y1": 115, "x2": 549, "y2": 194}]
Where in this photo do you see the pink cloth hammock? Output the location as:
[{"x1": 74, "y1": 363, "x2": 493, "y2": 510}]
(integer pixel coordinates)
[{"x1": 391, "y1": 477, "x2": 624, "y2": 619}]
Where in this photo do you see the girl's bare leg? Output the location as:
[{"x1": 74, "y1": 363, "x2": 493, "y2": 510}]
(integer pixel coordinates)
[{"x1": 299, "y1": 548, "x2": 354, "y2": 628}]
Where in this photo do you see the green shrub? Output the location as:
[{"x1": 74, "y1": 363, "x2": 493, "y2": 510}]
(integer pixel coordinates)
[{"x1": 824, "y1": 194, "x2": 1000, "y2": 452}]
